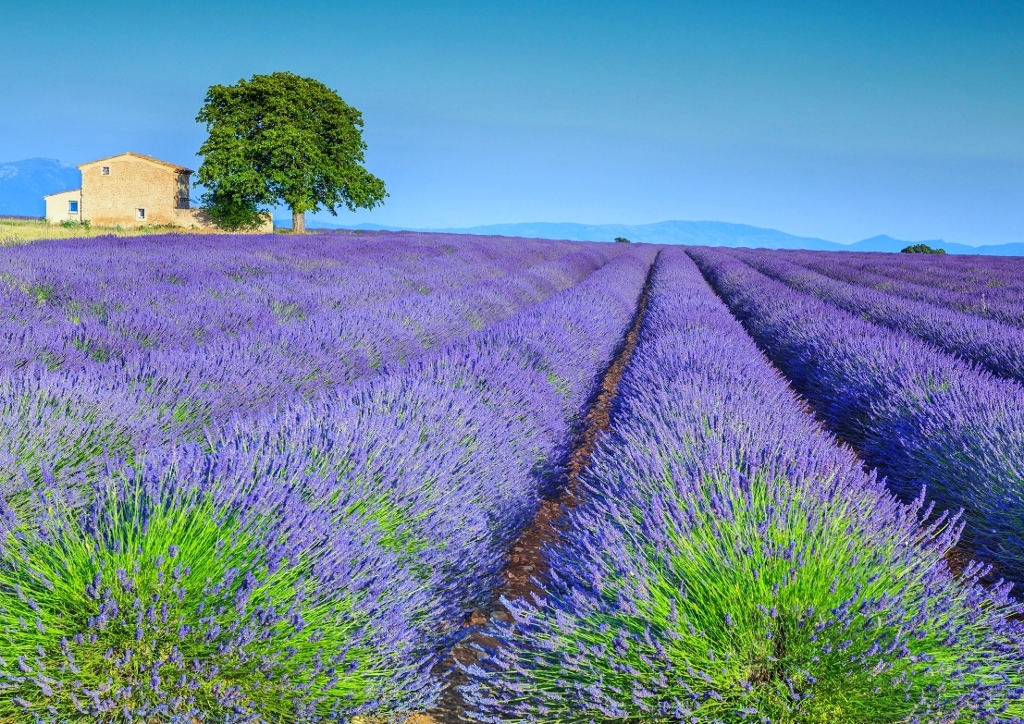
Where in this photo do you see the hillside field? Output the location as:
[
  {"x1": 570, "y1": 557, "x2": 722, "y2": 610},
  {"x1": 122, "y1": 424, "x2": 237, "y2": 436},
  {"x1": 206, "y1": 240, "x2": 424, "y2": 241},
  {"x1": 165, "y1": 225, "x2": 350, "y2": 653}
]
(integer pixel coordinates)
[{"x1": 0, "y1": 231, "x2": 1021, "y2": 722}]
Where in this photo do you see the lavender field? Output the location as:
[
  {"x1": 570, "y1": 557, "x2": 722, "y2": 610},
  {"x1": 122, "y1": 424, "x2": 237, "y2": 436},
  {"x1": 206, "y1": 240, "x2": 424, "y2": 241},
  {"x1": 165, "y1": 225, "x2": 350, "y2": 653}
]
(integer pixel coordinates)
[{"x1": 0, "y1": 232, "x2": 1022, "y2": 723}]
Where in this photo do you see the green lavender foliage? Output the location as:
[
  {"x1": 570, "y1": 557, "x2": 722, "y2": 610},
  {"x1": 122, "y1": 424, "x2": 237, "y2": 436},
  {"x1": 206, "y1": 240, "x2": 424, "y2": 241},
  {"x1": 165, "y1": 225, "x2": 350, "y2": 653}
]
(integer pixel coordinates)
[
  {"x1": 0, "y1": 463, "x2": 432, "y2": 721},
  {"x1": 496, "y1": 472, "x2": 1020, "y2": 722}
]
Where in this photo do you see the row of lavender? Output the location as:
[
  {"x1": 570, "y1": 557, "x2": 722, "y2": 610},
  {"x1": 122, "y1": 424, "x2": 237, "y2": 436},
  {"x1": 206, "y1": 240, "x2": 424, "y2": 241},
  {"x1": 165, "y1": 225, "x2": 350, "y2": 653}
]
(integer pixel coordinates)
[
  {"x1": 688, "y1": 247, "x2": 1024, "y2": 590},
  {"x1": 0, "y1": 231, "x2": 579, "y2": 366},
  {"x1": 793, "y1": 250, "x2": 1024, "y2": 329},
  {"x1": 465, "y1": 247, "x2": 1024, "y2": 722},
  {"x1": 0, "y1": 232, "x2": 603, "y2": 390},
  {"x1": 728, "y1": 247, "x2": 1024, "y2": 384},
  {"x1": 0, "y1": 238, "x2": 657, "y2": 719},
  {"x1": 0, "y1": 233, "x2": 618, "y2": 511},
  {"x1": 874, "y1": 251, "x2": 1024, "y2": 295}
]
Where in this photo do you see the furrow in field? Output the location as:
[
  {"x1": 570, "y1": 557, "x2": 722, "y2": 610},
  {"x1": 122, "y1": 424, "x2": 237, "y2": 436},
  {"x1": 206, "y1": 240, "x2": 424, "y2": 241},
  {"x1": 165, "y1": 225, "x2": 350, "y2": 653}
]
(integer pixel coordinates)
[
  {"x1": 422, "y1": 250, "x2": 660, "y2": 723},
  {"x1": 500, "y1": 250, "x2": 658, "y2": 603}
]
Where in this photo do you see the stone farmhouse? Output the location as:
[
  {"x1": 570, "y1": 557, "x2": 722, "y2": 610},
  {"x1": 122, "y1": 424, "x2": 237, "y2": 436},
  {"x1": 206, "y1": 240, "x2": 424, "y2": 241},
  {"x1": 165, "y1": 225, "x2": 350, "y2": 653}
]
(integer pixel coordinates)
[{"x1": 43, "y1": 152, "x2": 272, "y2": 232}]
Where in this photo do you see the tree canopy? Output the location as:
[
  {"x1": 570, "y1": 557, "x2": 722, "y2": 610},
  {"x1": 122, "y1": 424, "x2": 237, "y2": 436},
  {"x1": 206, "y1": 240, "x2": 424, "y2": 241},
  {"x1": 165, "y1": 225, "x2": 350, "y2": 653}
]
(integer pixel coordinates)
[
  {"x1": 195, "y1": 72, "x2": 387, "y2": 232},
  {"x1": 900, "y1": 243, "x2": 946, "y2": 254}
]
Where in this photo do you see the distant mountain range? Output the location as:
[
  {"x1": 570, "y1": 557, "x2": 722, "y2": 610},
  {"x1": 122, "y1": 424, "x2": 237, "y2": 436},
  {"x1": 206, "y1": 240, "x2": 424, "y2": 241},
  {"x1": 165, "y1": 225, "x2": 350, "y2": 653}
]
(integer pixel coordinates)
[
  {"x1": 325, "y1": 220, "x2": 1024, "y2": 256},
  {"x1": 0, "y1": 158, "x2": 80, "y2": 217},
  {"x1": 3, "y1": 158, "x2": 1020, "y2": 255}
]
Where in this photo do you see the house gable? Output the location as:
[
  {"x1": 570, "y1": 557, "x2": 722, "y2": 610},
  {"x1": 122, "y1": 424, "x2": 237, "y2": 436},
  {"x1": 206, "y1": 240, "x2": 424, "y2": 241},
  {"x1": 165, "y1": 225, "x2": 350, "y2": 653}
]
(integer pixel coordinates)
[{"x1": 78, "y1": 152, "x2": 195, "y2": 227}]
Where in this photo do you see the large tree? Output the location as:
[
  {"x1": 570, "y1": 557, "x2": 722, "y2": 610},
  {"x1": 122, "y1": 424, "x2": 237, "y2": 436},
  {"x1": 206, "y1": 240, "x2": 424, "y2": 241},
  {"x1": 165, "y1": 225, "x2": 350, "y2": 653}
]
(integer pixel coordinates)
[{"x1": 195, "y1": 72, "x2": 387, "y2": 233}]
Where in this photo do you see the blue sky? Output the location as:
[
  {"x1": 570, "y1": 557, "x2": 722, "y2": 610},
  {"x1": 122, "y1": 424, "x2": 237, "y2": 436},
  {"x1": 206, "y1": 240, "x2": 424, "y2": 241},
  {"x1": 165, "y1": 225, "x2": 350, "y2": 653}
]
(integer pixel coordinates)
[{"x1": 1, "y1": 0, "x2": 1021, "y2": 244}]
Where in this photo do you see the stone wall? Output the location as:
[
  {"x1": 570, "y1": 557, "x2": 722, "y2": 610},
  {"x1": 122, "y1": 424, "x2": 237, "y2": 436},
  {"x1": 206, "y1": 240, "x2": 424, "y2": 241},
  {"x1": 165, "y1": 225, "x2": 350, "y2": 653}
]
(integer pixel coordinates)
[
  {"x1": 170, "y1": 208, "x2": 274, "y2": 233},
  {"x1": 81, "y1": 154, "x2": 200, "y2": 227},
  {"x1": 79, "y1": 154, "x2": 273, "y2": 233}
]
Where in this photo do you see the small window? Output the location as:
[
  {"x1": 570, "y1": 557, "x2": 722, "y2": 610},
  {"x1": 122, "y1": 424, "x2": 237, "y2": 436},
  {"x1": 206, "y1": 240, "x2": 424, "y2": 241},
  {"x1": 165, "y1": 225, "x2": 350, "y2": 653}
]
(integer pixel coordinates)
[
  {"x1": 101, "y1": 167, "x2": 110, "y2": 175},
  {"x1": 176, "y1": 173, "x2": 190, "y2": 209},
  {"x1": 136, "y1": 208, "x2": 146, "y2": 220},
  {"x1": 68, "y1": 200, "x2": 79, "y2": 213}
]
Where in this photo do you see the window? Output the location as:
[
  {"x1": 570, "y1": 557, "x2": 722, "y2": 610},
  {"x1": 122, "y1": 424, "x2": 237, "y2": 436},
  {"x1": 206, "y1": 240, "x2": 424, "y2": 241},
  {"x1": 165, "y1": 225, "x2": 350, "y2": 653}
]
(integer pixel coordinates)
[
  {"x1": 176, "y1": 173, "x2": 190, "y2": 209},
  {"x1": 68, "y1": 200, "x2": 78, "y2": 213},
  {"x1": 101, "y1": 167, "x2": 110, "y2": 175},
  {"x1": 136, "y1": 208, "x2": 146, "y2": 220}
]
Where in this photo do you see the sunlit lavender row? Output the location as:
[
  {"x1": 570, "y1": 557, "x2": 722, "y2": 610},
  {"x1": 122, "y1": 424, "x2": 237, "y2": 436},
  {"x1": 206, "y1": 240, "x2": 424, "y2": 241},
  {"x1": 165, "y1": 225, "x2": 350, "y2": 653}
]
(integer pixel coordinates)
[
  {"x1": 689, "y1": 246, "x2": 1024, "y2": 589},
  {"x1": 464, "y1": 246, "x2": 1024, "y2": 722}
]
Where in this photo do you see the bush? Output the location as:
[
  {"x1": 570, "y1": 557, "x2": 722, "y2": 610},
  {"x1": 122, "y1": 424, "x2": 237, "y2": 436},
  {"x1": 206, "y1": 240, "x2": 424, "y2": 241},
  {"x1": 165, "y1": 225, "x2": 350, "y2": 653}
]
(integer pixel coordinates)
[
  {"x1": 58, "y1": 219, "x2": 91, "y2": 231},
  {"x1": 901, "y1": 243, "x2": 946, "y2": 254},
  {"x1": 614, "y1": 236, "x2": 631, "y2": 243},
  {"x1": 0, "y1": 454, "x2": 439, "y2": 721},
  {"x1": 200, "y1": 190, "x2": 267, "y2": 231}
]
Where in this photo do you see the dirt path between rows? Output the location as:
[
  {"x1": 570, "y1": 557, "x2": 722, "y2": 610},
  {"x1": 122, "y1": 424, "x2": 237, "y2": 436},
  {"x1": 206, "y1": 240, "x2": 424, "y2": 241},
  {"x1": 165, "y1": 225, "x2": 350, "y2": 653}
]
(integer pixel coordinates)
[{"x1": 410, "y1": 253, "x2": 659, "y2": 724}]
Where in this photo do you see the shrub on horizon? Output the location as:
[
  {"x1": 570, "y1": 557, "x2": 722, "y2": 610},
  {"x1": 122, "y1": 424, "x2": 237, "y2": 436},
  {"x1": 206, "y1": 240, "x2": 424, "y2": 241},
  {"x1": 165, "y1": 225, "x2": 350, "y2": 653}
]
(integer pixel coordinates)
[{"x1": 901, "y1": 243, "x2": 946, "y2": 254}]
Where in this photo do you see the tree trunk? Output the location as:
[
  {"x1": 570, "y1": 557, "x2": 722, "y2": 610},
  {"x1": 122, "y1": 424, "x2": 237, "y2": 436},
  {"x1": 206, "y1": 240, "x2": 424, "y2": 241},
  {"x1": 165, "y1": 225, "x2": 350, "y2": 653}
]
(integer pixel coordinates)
[{"x1": 292, "y1": 209, "x2": 306, "y2": 234}]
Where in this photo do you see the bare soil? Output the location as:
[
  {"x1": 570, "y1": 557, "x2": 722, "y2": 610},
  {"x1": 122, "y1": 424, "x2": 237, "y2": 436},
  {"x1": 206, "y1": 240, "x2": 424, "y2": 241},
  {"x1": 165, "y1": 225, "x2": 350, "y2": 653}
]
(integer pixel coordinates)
[{"x1": 418, "y1": 255, "x2": 658, "y2": 723}]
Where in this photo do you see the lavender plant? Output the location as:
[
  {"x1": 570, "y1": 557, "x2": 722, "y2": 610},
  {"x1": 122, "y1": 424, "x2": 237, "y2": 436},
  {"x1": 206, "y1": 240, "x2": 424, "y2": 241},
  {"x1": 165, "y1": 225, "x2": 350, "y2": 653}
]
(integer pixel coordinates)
[
  {"x1": 0, "y1": 231, "x2": 606, "y2": 373},
  {"x1": 733, "y1": 248, "x2": 1024, "y2": 384},
  {"x1": 792, "y1": 251, "x2": 1024, "y2": 329},
  {"x1": 0, "y1": 234, "x2": 618, "y2": 514},
  {"x1": 688, "y1": 246, "x2": 1024, "y2": 587},
  {"x1": 0, "y1": 238, "x2": 658, "y2": 718},
  {"x1": 464, "y1": 248, "x2": 1024, "y2": 722},
  {"x1": 0, "y1": 451, "x2": 441, "y2": 721}
]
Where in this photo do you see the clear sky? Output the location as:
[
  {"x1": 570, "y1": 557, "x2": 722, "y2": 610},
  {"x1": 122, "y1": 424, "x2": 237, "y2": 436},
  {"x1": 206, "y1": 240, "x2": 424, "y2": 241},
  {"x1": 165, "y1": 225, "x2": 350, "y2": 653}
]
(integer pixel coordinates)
[{"x1": 2, "y1": 0, "x2": 1021, "y2": 244}]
